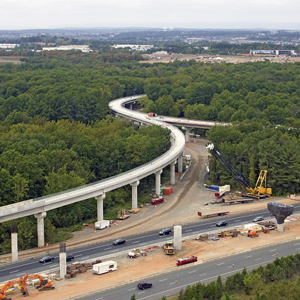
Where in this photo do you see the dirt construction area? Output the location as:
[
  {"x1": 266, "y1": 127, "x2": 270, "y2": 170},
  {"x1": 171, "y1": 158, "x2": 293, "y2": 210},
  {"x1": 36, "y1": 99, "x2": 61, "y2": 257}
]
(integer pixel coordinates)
[{"x1": 2, "y1": 138, "x2": 300, "y2": 300}]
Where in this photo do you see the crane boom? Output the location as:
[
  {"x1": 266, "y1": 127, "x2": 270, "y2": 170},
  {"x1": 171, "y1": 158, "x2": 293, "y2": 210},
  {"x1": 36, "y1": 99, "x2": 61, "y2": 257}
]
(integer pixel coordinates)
[{"x1": 206, "y1": 143, "x2": 271, "y2": 198}]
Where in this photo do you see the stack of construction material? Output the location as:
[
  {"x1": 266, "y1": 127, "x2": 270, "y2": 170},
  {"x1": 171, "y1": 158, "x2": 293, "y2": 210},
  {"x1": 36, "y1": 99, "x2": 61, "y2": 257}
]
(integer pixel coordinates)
[
  {"x1": 65, "y1": 262, "x2": 95, "y2": 279},
  {"x1": 197, "y1": 234, "x2": 208, "y2": 241}
]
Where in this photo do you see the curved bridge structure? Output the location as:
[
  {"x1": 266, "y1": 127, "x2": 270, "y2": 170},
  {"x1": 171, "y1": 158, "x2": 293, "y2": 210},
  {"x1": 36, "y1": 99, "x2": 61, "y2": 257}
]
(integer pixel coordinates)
[{"x1": 0, "y1": 95, "x2": 221, "y2": 250}]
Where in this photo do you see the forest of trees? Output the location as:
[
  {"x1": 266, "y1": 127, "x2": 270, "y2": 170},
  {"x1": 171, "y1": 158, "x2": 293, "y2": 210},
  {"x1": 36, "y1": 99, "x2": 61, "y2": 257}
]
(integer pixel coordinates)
[{"x1": 1, "y1": 49, "x2": 300, "y2": 251}]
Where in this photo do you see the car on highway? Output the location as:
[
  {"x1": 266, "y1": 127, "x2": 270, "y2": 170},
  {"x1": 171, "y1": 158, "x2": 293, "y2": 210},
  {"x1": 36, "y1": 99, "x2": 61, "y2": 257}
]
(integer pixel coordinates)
[
  {"x1": 159, "y1": 228, "x2": 172, "y2": 236},
  {"x1": 216, "y1": 221, "x2": 228, "y2": 227},
  {"x1": 253, "y1": 216, "x2": 264, "y2": 222},
  {"x1": 112, "y1": 239, "x2": 126, "y2": 245},
  {"x1": 137, "y1": 282, "x2": 152, "y2": 290},
  {"x1": 39, "y1": 256, "x2": 54, "y2": 263},
  {"x1": 66, "y1": 254, "x2": 75, "y2": 262}
]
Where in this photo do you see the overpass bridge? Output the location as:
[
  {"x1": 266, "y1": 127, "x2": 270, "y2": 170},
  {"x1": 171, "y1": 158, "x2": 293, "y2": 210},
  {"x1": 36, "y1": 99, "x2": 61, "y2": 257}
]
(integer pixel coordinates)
[{"x1": 0, "y1": 95, "x2": 222, "y2": 254}]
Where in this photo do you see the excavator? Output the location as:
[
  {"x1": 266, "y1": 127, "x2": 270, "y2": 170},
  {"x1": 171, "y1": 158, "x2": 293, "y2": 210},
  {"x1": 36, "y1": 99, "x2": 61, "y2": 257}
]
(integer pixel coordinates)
[
  {"x1": 0, "y1": 276, "x2": 28, "y2": 300},
  {"x1": 25, "y1": 274, "x2": 55, "y2": 291},
  {"x1": 206, "y1": 143, "x2": 272, "y2": 199}
]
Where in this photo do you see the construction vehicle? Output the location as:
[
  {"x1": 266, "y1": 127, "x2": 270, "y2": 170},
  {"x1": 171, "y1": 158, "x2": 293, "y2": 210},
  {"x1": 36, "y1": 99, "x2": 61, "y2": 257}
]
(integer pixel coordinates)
[
  {"x1": 217, "y1": 230, "x2": 239, "y2": 238},
  {"x1": 127, "y1": 248, "x2": 147, "y2": 258},
  {"x1": 26, "y1": 274, "x2": 55, "y2": 291},
  {"x1": 206, "y1": 143, "x2": 272, "y2": 199},
  {"x1": 117, "y1": 209, "x2": 130, "y2": 220},
  {"x1": 0, "y1": 276, "x2": 28, "y2": 300},
  {"x1": 247, "y1": 230, "x2": 259, "y2": 237},
  {"x1": 163, "y1": 242, "x2": 175, "y2": 255}
]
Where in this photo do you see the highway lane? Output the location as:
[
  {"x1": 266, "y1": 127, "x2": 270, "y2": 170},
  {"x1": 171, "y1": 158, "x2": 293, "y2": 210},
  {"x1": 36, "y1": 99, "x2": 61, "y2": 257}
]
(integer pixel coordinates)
[
  {"x1": 1, "y1": 203, "x2": 299, "y2": 282},
  {"x1": 81, "y1": 239, "x2": 300, "y2": 300}
]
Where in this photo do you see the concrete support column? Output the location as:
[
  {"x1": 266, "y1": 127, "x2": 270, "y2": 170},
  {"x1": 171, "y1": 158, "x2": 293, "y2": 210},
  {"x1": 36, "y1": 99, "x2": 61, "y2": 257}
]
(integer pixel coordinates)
[
  {"x1": 95, "y1": 194, "x2": 105, "y2": 222},
  {"x1": 170, "y1": 161, "x2": 176, "y2": 185},
  {"x1": 185, "y1": 129, "x2": 191, "y2": 142},
  {"x1": 129, "y1": 104, "x2": 133, "y2": 110},
  {"x1": 174, "y1": 225, "x2": 182, "y2": 250},
  {"x1": 34, "y1": 212, "x2": 47, "y2": 247},
  {"x1": 11, "y1": 232, "x2": 18, "y2": 262},
  {"x1": 59, "y1": 252, "x2": 67, "y2": 278},
  {"x1": 178, "y1": 153, "x2": 183, "y2": 173},
  {"x1": 154, "y1": 170, "x2": 163, "y2": 195},
  {"x1": 130, "y1": 181, "x2": 140, "y2": 210},
  {"x1": 277, "y1": 223, "x2": 284, "y2": 232}
]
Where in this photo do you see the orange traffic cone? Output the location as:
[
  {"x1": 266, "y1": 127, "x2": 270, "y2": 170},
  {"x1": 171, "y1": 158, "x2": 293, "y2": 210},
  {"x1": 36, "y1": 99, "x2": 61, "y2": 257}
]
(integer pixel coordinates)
[{"x1": 232, "y1": 264, "x2": 234, "y2": 267}]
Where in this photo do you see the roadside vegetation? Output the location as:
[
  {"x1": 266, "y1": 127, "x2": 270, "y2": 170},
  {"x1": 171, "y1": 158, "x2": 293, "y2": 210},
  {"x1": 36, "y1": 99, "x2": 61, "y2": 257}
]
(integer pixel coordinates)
[
  {"x1": 0, "y1": 47, "x2": 300, "y2": 251},
  {"x1": 157, "y1": 253, "x2": 300, "y2": 300}
]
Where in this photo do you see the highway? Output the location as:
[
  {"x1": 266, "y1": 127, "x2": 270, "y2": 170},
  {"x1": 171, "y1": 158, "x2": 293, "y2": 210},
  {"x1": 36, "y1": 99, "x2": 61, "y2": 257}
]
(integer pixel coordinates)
[
  {"x1": 81, "y1": 239, "x2": 300, "y2": 300},
  {"x1": 1, "y1": 203, "x2": 299, "y2": 284}
]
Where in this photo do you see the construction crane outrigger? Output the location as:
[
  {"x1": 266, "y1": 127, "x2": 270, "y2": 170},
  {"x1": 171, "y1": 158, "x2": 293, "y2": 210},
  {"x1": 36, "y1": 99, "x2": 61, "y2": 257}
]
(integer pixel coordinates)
[{"x1": 206, "y1": 143, "x2": 272, "y2": 199}]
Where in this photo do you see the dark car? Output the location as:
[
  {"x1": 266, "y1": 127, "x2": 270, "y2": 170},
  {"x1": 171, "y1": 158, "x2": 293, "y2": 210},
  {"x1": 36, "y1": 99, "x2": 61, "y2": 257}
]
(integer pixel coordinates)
[
  {"x1": 253, "y1": 216, "x2": 264, "y2": 222},
  {"x1": 216, "y1": 221, "x2": 228, "y2": 227},
  {"x1": 39, "y1": 255, "x2": 54, "y2": 263},
  {"x1": 137, "y1": 282, "x2": 152, "y2": 290},
  {"x1": 66, "y1": 254, "x2": 75, "y2": 262},
  {"x1": 112, "y1": 239, "x2": 126, "y2": 245},
  {"x1": 159, "y1": 228, "x2": 172, "y2": 236}
]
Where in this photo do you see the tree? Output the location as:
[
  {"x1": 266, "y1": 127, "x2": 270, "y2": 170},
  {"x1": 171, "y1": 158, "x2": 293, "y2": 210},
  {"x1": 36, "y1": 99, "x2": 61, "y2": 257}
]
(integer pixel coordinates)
[
  {"x1": 12, "y1": 173, "x2": 29, "y2": 202},
  {"x1": 130, "y1": 294, "x2": 136, "y2": 300}
]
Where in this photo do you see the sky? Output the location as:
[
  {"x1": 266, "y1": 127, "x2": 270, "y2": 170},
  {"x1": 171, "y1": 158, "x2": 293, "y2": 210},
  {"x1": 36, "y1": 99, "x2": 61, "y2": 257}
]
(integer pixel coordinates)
[{"x1": 1, "y1": 0, "x2": 300, "y2": 30}]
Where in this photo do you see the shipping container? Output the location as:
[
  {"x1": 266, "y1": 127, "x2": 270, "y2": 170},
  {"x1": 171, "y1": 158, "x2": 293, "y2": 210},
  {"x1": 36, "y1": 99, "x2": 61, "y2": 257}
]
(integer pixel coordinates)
[{"x1": 164, "y1": 187, "x2": 173, "y2": 195}]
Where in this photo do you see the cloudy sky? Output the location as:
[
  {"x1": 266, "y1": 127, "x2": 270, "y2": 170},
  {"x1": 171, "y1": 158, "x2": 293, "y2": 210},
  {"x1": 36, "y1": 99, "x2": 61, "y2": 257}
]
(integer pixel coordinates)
[{"x1": 1, "y1": 0, "x2": 300, "y2": 30}]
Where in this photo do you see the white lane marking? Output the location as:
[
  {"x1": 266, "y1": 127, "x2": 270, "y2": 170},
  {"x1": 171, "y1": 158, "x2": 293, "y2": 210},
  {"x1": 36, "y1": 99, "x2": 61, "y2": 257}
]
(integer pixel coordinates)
[
  {"x1": 272, "y1": 254, "x2": 277, "y2": 256},
  {"x1": 255, "y1": 258, "x2": 262, "y2": 261},
  {"x1": 296, "y1": 247, "x2": 300, "y2": 250},
  {"x1": 104, "y1": 247, "x2": 112, "y2": 250},
  {"x1": 185, "y1": 229, "x2": 193, "y2": 232},
  {"x1": 139, "y1": 243, "x2": 146, "y2": 246},
  {"x1": 76, "y1": 254, "x2": 82, "y2": 257},
  {"x1": 110, "y1": 250, "x2": 119, "y2": 253},
  {"x1": 95, "y1": 298, "x2": 103, "y2": 300},
  {"x1": 127, "y1": 288, "x2": 136, "y2": 291},
  {"x1": 245, "y1": 255, "x2": 252, "y2": 258},
  {"x1": 138, "y1": 291, "x2": 146, "y2": 294},
  {"x1": 270, "y1": 249, "x2": 277, "y2": 252},
  {"x1": 189, "y1": 270, "x2": 197, "y2": 273},
  {"x1": 210, "y1": 225, "x2": 216, "y2": 227},
  {"x1": 159, "y1": 278, "x2": 168, "y2": 282},
  {"x1": 217, "y1": 263, "x2": 224, "y2": 266},
  {"x1": 234, "y1": 220, "x2": 241, "y2": 222},
  {"x1": 169, "y1": 282, "x2": 176, "y2": 285},
  {"x1": 294, "y1": 243, "x2": 300, "y2": 246},
  {"x1": 132, "y1": 241, "x2": 140, "y2": 244},
  {"x1": 138, "y1": 259, "x2": 276, "y2": 300},
  {"x1": 81, "y1": 257, "x2": 90, "y2": 260},
  {"x1": 9, "y1": 270, "x2": 19, "y2": 274},
  {"x1": 199, "y1": 273, "x2": 207, "y2": 276}
]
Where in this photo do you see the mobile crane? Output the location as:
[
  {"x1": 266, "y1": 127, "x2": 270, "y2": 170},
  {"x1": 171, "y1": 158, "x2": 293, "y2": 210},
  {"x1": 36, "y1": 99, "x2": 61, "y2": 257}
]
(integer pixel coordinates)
[{"x1": 206, "y1": 143, "x2": 272, "y2": 199}]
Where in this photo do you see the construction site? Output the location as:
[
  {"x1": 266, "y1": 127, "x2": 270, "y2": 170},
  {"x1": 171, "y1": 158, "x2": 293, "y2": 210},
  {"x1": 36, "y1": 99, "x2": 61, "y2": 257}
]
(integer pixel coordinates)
[{"x1": 0, "y1": 139, "x2": 300, "y2": 300}]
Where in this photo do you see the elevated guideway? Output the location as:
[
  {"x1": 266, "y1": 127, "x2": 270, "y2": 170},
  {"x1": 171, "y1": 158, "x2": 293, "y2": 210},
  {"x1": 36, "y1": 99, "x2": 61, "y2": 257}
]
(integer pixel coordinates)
[{"x1": 0, "y1": 95, "x2": 186, "y2": 249}]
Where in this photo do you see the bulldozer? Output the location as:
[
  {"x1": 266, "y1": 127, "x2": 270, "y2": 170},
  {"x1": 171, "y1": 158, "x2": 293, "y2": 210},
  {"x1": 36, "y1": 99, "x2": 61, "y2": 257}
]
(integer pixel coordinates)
[
  {"x1": 117, "y1": 209, "x2": 130, "y2": 220},
  {"x1": 163, "y1": 242, "x2": 175, "y2": 255}
]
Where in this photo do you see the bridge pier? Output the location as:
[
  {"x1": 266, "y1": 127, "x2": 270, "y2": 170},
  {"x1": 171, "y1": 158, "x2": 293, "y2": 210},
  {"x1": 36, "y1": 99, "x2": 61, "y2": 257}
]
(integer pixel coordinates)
[
  {"x1": 130, "y1": 181, "x2": 140, "y2": 210},
  {"x1": 154, "y1": 170, "x2": 163, "y2": 195},
  {"x1": 11, "y1": 225, "x2": 18, "y2": 262},
  {"x1": 182, "y1": 126, "x2": 194, "y2": 142},
  {"x1": 178, "y1": 153, "x2": 183, "y2": 173},
  {"x1": 34, "y1": 212, "x2": 47, "y2": 247},
  {"x1": 95, "y1": 194, "x2": 105, "y2": 221},
  {"x1": 170, "y1": 161, "x2": 177, "y2": 185}
]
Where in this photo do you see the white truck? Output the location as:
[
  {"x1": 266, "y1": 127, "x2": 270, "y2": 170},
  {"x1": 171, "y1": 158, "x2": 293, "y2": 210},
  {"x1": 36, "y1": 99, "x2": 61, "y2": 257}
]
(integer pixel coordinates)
[
  {"x1": 95, "y1": 220, "x2": 110, "y2": 230},
  {"x1": 93, "y1": 261, "x2": 117, "y2": 275}
]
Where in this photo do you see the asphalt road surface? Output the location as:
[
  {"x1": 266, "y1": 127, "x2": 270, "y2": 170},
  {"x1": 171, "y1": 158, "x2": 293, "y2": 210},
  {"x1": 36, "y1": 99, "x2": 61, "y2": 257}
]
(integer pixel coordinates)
[
  {"x1": 82, "y1": 239, "x2": 300, "y2": 300},
  {"x1": 1, "y1": 204, "x2": 300, "y2": 284}
]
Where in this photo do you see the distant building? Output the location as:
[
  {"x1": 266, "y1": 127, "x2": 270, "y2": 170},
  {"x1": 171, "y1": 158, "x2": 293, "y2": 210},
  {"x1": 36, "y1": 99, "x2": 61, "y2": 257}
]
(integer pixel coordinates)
[
  {"x1": 0, "y1": 44, "x2": 19, "y2": 49},
  {"x1": 250, "y1": 49, "x2": 295, "y2": 55},
  {"x1": 152, "y1": 51, "x2": 168, "y2": 56},
  {"x1": 111, "y1": 44, "x2": 153, "y2": 51},
  {"x1": 42, "y1": 45, "x2": 92, "y2": 52}
]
